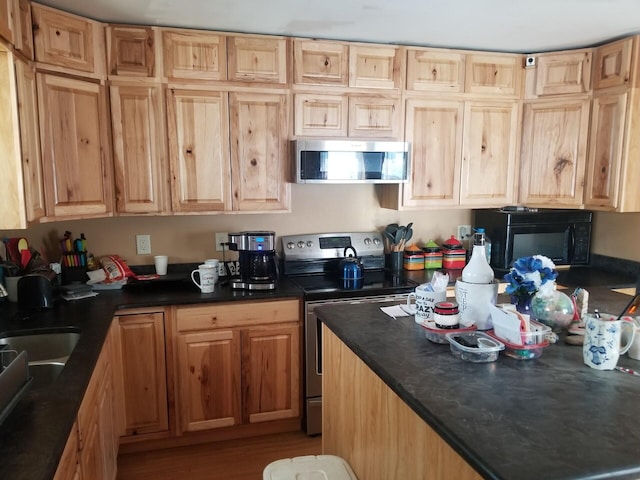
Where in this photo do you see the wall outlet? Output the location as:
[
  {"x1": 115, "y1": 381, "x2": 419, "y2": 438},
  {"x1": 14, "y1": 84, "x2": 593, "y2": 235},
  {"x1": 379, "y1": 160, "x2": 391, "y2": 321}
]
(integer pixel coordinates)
[
  {"x1": 136, "y1": 234, "x2": 152, "y2": 255},
  {"x1": 457, "y1": 225, "x2": 472, "y2": 240},
  {"x1": 215, "y1": 232, "x2": 228, "y2": 252}
]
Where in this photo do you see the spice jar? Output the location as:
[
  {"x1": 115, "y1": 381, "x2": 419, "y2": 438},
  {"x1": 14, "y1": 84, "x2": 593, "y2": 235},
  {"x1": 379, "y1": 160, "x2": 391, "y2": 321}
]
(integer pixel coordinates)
[
  {"x1": 442, "y1": 235, "x2": 466, "y2": 270},
  {"x1": 403, "y1": 244, "x2": 425, "y2": 270},
  {"x1": 434, "y1": 301, "x2": 460, "y2": 329},
  {"x1": 423, "y1": 239, "x2": 442, "y2": 269}
]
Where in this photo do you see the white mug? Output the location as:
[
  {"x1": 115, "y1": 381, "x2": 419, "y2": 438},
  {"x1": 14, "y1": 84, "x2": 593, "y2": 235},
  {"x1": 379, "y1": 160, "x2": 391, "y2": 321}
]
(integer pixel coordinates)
[
  {"x1": 406, "y1": 284, "x2": 446, "y2": 324},
  {"x1": 628, "y1": 317, "x2": 640, "y2": 360},
  {"x1": 455, "y1": 279, "x2": 498, "y2": 330},
  {"x1": 583, "y1": 313, "x2": 636, "y2": 370},
  {"x1": 191, "y1": 265, "x2": 217, "y2": 293},
  {"x1": 204, "y1": 259, "x2": 220, "y2": 283}
]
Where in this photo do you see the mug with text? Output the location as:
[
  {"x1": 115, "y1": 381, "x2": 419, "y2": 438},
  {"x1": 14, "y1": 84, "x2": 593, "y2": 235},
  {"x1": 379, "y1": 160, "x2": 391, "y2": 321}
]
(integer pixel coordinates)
[
  {"x1": 191, "y1": 264, "x2": 217, "y2": 293},
  {"x1": 406, "y1": 284, "x2": 446, "y2": 324},
  {"x1": 583, "y1": 313, "x2": 636, "y2": 370}
]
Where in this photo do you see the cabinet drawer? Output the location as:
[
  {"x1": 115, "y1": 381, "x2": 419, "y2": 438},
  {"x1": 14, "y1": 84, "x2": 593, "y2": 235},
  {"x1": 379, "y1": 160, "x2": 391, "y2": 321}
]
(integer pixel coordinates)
[{"x1": 176, "y1": 299, "x2": 300, "y2": 332}]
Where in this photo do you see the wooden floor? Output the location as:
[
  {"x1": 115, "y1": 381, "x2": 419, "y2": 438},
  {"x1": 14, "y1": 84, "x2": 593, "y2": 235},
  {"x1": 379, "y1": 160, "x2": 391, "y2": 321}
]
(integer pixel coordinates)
[{"x1": 117, "y1": 431, "x2": 322, "y2": 480}]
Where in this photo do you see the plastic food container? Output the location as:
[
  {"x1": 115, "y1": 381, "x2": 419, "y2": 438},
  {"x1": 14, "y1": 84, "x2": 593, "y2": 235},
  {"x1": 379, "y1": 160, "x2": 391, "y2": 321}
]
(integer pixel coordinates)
[
  {"x1": 420, "y1": 322, "x2": 477, "y2": 344},
  {"x1": 445, "y1": 331, "x2": 504, "y2": 363},
  {"x1": 488, "y1": 319, "x2": 551, "y2": 360},
  {"x1": 487, "y1": 331, "x2": 549, "y2": 360}
]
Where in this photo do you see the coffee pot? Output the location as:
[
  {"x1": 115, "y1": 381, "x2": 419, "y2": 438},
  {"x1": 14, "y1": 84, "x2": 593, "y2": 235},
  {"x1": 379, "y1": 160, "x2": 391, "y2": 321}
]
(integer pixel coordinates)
[{"x1": 339, "y1": 246, "x2": 363, "y2": 289}]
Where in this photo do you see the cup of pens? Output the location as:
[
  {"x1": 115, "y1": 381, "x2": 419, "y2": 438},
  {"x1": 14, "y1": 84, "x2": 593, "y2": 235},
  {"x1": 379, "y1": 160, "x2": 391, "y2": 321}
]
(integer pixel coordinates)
[
  {"x1": 61, "y1": 231, "x2": 88, "y2": 283},
  {"x1": 583, "y1": 313, "x2": 636, "y2": 370}
]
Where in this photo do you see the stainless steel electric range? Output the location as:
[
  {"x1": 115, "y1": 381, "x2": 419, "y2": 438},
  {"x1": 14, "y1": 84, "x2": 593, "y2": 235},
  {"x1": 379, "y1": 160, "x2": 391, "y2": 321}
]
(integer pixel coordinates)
[{"x1": 281, "y1": 232, "x2": 419, "y2": 435}]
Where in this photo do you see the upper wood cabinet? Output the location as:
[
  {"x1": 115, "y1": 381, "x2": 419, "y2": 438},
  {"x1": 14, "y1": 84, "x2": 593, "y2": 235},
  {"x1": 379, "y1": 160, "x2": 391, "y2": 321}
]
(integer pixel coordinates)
[
  {"x1": 294, "y1": 93, "x2": 348, "y2": 137},
  {"x1": 465, "y1": 53, "x2": 521, "y2": 97},
  {"x1": 14, "y1": 0, "x2": 33, "y2": 59},
  {"x1": 15, "y1": 58, "x2": 46, "y2": 223},
  {"x1": 293, "y1": 39, "x2": 348, "y2": 86},
  {"x1": 406, "y1": 48, "x2": 465, "y2": 92},
  {"x1": 37, "y1": 73, "x2": 114, "y2": 218},
  {"x1": 32, "y1": 3, "x2": 106, "y2": 77},
  {"x1": 593, "y1": 37, "x2": 635, "y2": 90},
  {"x1": 162, "y1": 29, "x2": 227, "y2": 82},
  {"x1": 112, "y1": 311, "x2": 169, "y2": 439},
  {"x1": 525, "y1": 49, "x2": 592, "y2": 98},
  {"x1": 229, "y1": 91, "x2": 290, "y2": 211},
  {"x1": 459, "y1": 100, "x2": 520, "y2": 206},
  {"x1": 348, "y1": 95, "x2": 400, "y2": 138},
  {"x1": 518, "y1": 98, "x2": 590, "y2": 207},
  {"x1": 107, "y1": 25, "x2": 157, "y2": 77},
  {"x1": 0, "y1": 0, "x2": 14, "y2": 44},
  {"x1": 349, "y1": 44, "x2": 403, "y2": 89},
  {"x1": 228, "y1": 35, "x2": 288, "y2": 84},
  {"x1": 166, "y1": 87, "x2": 231, "y2": 213},
  {"x1": 110, "y1": 82, "x2": 169, "y2": 214}
]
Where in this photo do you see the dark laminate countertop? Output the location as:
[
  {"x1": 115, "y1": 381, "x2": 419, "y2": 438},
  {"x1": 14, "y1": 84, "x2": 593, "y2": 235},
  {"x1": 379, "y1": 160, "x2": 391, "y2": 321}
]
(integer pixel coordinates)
[
  {"x1": 316, "y1": 288, "x2": 640, "y2": 480},
  {"x1": 0, "y1": 277, "x2": 303, "y2": 480}
]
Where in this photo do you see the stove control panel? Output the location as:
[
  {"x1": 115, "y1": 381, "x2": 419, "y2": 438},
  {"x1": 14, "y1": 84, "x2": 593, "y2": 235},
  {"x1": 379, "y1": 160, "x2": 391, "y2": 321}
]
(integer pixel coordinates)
[{"x1": 281, "y1": 232, "x2": 384, "y2": 261}]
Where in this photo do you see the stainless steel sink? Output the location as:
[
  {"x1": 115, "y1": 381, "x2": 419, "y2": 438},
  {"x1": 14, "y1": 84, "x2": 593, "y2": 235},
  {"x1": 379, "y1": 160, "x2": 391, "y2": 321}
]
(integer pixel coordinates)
[{"x1": 0, "y1": 330, "x2": 81, "y2": 387}]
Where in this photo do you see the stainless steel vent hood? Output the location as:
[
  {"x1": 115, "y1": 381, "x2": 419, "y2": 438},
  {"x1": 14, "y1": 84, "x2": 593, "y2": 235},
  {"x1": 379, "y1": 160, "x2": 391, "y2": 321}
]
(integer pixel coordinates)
[{"x1": 293, "y1": 139, "x2": 410, "y2": 184}]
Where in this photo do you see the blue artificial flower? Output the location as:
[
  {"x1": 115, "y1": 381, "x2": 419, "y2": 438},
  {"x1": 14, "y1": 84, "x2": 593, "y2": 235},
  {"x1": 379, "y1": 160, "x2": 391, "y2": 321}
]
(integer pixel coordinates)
[{"x1": 503, "y1": 255, "x2": 558, "y2": 298}]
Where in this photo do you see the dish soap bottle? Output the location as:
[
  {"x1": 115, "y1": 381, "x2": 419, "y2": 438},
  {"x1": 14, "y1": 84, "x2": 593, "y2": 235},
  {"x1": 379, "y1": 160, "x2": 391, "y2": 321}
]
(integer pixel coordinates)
[{"x1": 461, "y1": 229, "x2": 494, "y2": 284}]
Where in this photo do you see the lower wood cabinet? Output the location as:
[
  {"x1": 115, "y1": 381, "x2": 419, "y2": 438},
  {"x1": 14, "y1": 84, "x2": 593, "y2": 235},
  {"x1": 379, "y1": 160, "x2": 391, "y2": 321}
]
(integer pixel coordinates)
[
  {"x1": 53, "y1": 421, "x2": 80, "y2": 480},
  {"x1": 175, "y1": 299, "x2": 301, "y2": 434}
]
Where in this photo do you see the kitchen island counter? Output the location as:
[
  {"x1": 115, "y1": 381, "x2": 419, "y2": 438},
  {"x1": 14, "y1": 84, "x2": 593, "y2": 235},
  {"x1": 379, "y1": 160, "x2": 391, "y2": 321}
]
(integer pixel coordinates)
[{"x1": 316, "y1": 288, "x2": 640, "y2": 480}]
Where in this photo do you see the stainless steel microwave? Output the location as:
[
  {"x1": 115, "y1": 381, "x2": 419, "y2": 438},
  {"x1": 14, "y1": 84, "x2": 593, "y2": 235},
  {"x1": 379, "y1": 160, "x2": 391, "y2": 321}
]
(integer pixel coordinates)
[
  {"x1": 474, "y1": 208, "x2": 593, "y2": 272},
  {"x1": 293, "y1": 139, "x2": 410, "y2": 184}
]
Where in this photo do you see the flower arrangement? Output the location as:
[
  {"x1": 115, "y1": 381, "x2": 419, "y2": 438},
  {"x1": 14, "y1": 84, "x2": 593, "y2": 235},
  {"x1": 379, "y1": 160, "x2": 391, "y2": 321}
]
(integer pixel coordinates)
[{"x1": 504, "y1": 255, "x2": 559, "y2": 298}]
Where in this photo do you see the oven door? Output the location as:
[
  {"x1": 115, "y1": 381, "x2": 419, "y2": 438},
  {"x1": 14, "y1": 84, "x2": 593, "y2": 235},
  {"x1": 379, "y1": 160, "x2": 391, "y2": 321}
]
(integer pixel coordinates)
[{"x1": 304, "y1": 293, "x2": 410, "y2": 435}]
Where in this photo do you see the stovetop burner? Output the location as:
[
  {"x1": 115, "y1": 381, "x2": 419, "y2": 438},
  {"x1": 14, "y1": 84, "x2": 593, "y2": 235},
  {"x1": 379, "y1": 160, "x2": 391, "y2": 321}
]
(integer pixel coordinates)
[{"x1": 288, "y1": 270, "x2": 418, "y2": 299}]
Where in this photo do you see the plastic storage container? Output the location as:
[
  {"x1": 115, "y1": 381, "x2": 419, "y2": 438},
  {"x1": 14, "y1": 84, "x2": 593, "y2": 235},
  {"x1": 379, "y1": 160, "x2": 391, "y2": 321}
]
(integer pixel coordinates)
[
  {"x1": 421, "y1": 322, "x2": 477, "y2": 344},
  {"x1": 488, "y1": 318, "x2": 551, "y2": 360},
  {"x1": 445, "y1": 331, "x2": 504, "y2": 362}
]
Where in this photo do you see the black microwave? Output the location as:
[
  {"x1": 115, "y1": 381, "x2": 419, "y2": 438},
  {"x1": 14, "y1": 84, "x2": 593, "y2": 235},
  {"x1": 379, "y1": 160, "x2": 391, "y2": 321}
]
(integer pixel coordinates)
[{"x1": 473, "y1": 208, "x2": 592, "y2": 272}]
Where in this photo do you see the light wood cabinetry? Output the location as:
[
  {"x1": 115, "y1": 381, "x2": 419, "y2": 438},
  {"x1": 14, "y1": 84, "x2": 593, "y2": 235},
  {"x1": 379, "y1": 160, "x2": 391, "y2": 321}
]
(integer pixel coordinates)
[
  {"x1": 518, "y1": 98, "x2": 590, "y2": 207},
  {"x1": 175, "y1": 299, "x2": 301, "y2": 434},
  {"x1": 166, "y1": 87, "x2": 231, "y2": 213},
  {"x1": 229, "y1": 91, "x2": 290, "y2": 211},
  {"x1": 406, "y1": 48, "x2": 465, "y2": 92},
  {"x1": 53, "y1": 422, "x2": 80, "y2": 480},
  {"x1": 113, "y1": 311, "x2": 169, "y2": 439},
  {"x1": 76, "y1": 326, "x2": 119, "y2": 480},
  {"x1": 293, "y1": 39, "x2": 348, "y2": 86},
  {"x1": 525, "y1": 49, "x2": 592, "y2": 98},
  {"x1": 459, "y1": 100, "x2": 520, "y2": 206},
  {"x1": 294, "y1": 93, "x2": 348, "y2": 136},
  {"x1": 228, "y1": 35, "x2": 288, "y2": 84},
  {"x1": 13, "y1": 0, "x2": 33, "y2": 59},
  {"x1": 110, "y1": 82, "x2": 169, "y2": 214},
  {"x1": 31, "y1": 3, "x2": 105, "y2": 77},
  {"x1": 593, "y1": 37, "x2": 634, "y2": 90},
  {"x1": 37, "y1": 72, "x2": 114, "y2": 218},
  {"x1": 349, "y1": 44, "x2": 403, "y2": 89},
  {"x1": 162, "y1": 29, "x2": 227, "y2": 82},
  {"x1": 0, "y1": 0, "x2": 14, "y2": 44},
  {"x1": 14, "y1": 57, "x2": 45, "y2": 223},
  {"x1": 465, "y1": 53, "x2": 521, "y2": 97},
  {"x1": 348, "y1": 95, "x2": 400, "y2": 138},
  {"x1": 107, "y1": 25, "x2": 157, "y2": 77}
]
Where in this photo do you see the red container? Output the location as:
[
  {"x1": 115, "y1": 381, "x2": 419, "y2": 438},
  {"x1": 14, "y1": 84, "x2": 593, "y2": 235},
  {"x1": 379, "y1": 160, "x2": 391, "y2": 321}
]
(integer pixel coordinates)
[{"x1": 442, "y1": 235, "x2": 466, "y2": 269}]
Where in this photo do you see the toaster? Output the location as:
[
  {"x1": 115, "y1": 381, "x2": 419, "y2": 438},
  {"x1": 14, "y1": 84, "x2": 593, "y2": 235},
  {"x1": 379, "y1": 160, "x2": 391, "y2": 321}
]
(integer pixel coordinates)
[{"x1": 17, "y1": 273, "x2": 57, "y2": 309}]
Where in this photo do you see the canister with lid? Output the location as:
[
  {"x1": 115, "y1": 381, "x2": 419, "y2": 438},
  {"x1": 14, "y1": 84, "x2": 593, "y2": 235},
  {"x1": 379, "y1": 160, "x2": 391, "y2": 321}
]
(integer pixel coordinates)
[
  {"x1": 403, "y1": 244, "x2": 425, "y2": 270},
  {"x1": 434, "y1": 301, "x2": 460, "y2": 329},
  {"x1": 423, "y1": 239, "x2": 442, "y2": 269},
  {"x1": 442, "y1": 235, "x2": 466, "y2": 270}
]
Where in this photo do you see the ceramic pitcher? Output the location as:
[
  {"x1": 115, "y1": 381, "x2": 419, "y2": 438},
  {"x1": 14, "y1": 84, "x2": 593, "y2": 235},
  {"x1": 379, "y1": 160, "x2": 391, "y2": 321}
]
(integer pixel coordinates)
[{"x1": 583, "y1": 313, "x2": 636, "y2": 370}]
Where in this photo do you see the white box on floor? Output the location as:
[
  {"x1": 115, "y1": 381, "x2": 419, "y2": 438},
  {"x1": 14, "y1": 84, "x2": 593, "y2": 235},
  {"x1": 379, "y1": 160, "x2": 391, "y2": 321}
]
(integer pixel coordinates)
[{"x1": 263, "y1": 455, "x2": 357, "y2": 480}]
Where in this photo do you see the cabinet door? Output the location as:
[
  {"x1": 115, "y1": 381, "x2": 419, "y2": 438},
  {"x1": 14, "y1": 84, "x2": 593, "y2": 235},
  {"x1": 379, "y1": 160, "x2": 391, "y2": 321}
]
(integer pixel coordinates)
[
  {"x1": 349, "y1": 45, "x2": 402, "y2": 89},
  {"x1": 0, "y1": 0, "x2": 14, "y2": 44},
  {"x1": 177, "y1": 330, "x2": 241, "y2": 432},
  {"x1": 465, "y1": 53, "x2": 521, "y2": 96},
  {"x1": 113, "y1": 312, "x2": 169, "y2": 437},
  {"x1": 37, "y1": 73, "x2": 114, "y2": 218},
  {"x1": 162, "y1": 29, "x2": 227, "y2": 81},
  {"x1": 585, "y1": 92, "x2": 627, "y2": 209},
  {"x1": 348, "y1": 95, "x2": 400, "y2": 138},
  {"x1": 14, "y1": 58, "x2": 46, "y2": 222},
  {"x1": 519, "y1": 99, "x2": 590, "y2": 206},
  {"x1": 53, "y1": 422, "x2": 80, "y2": 480},
  {"x1": 107, "y1": 26, "x2": 156, "y2": 77},
  {"x1": 293, "y1": 39, "x2": 348, "y2": 86},
  {"x1": 460, "y1": 101, "x2": 520, "y2": 206},
  {"x1": 166, "y1": 88, "x2": 231, "y2": 212},
  {"x1": 401, "y1": 99, "x2": 463, "y2": 207},
  {"x1": 32, "y1": 4, "x2": 104, "y2": 75},
  {"x1": 534, "y1": 50, "x2": 592, "y2": 96},
  {"x1": 242, "y1": 324, "x2": 300, "y2": 424},
  {"x1": 110, "y1": 83, "x2": 169, "y2": 214},
  {"x1": 229, "y1": 92, "x2": 290, "y2": 211},
  {"x1": 294, "y1": 93, "x2": 348, "y2": 137},
  {"x1": 228, "y1": 35, "x2": 288, "y2": 84},
  {"x1": 406, "y1": 48, "x2": 465, "y2": 92},
  {"x1": 594, "y1": 38, "x2": 634, "y2": 90},
  {"x1": 14, "y1": 0, "x2": 33, "y2": 60}
]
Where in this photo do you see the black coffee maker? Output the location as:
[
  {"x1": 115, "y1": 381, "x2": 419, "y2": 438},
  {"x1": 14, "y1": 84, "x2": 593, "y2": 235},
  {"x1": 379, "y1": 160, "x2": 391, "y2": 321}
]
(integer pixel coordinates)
[{"x1": 227, "y1": 231, "x2": 279, "y2": 290}]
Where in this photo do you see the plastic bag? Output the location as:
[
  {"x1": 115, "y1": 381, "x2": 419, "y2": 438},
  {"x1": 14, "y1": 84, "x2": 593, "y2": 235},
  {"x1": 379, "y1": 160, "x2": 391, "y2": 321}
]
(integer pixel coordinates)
[{"x1": 99, "y1": 255, "x2": 135, "y2": 282}]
